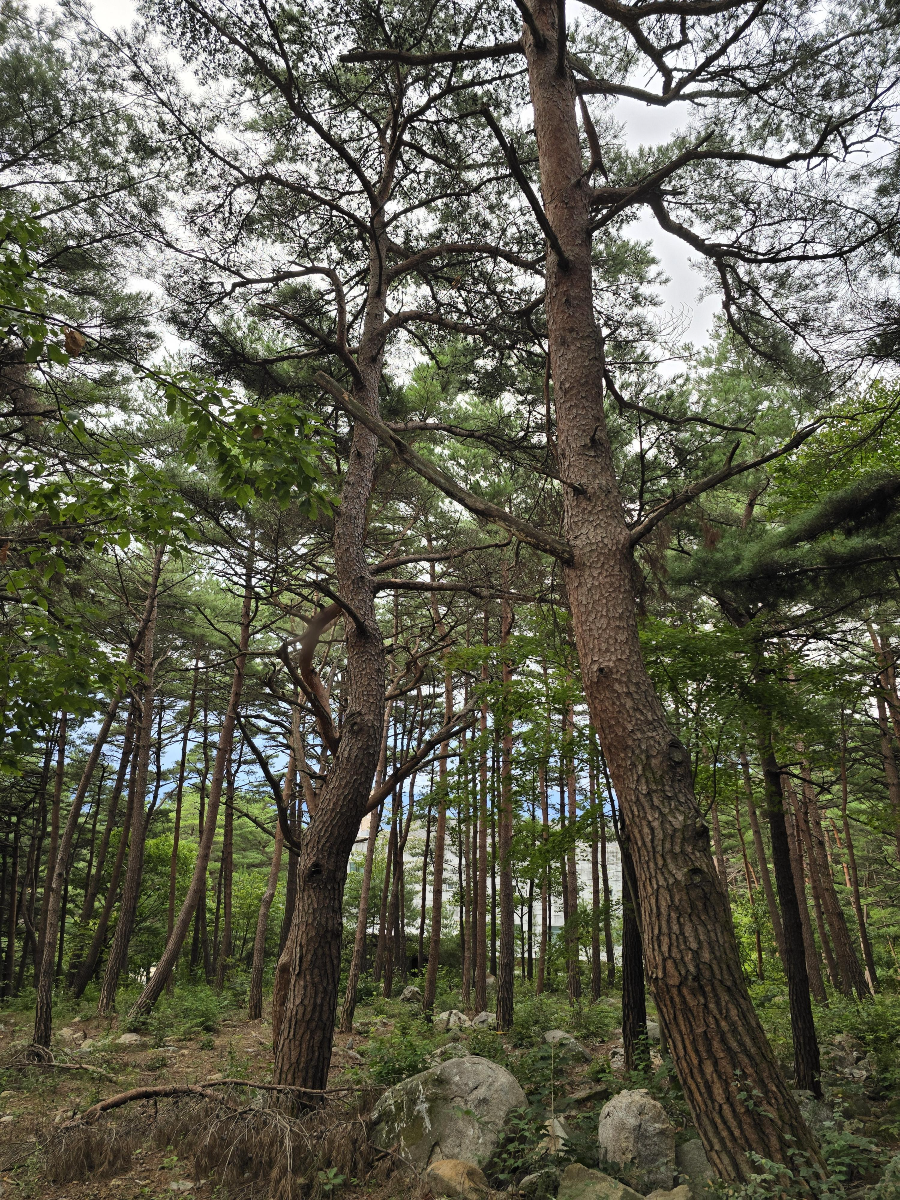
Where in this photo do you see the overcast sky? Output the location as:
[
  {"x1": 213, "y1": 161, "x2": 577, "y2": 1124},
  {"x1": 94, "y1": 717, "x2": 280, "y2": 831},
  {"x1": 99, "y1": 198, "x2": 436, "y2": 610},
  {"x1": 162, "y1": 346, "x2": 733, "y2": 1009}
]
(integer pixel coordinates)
[{"x1": 85, "y1": 0, "x2": 718, "y2": 351}]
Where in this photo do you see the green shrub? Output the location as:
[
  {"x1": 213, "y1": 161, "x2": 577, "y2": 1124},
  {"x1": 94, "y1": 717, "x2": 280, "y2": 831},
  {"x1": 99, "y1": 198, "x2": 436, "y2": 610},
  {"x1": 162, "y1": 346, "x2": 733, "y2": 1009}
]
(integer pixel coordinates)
[{"x1": 366, "y1": 1030, "x2": 431, "y2": 1085}]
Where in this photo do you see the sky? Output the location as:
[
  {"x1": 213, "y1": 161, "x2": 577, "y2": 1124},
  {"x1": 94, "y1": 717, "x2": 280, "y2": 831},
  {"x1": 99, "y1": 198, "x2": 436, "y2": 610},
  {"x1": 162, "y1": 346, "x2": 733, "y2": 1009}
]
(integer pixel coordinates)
[{"x1": 84, "y1": 0, "x2": 718, "y2": 350}]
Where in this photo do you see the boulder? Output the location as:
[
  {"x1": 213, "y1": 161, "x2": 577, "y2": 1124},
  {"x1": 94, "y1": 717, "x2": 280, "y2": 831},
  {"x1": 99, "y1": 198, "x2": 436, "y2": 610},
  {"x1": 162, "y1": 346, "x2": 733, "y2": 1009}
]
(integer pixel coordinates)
[
  {"x1": 370, "y1": 1054, "x2": 526, "y2": 1169},
  {"x1": 472, "y1": 1011, "x2": 497, "y2": 1030},
  {"x1": 646, "y1": 1188, "x2": 691, "y2": 1200},
  {"x1": 646, "y1": 1022, "x2": 661, "y2": 1042},
  {"x1": 401, "y1": 985, "x2": 424, "y2": 1003},
  {"x1": 544, "y1": 1030, "x2": 591, "y2": 1062},
  {"x1": 58, "y1": 1026, "x2": 84, "y2": 1046},
  {"x1": 518, "y1": 1168, "x2": 560, "y2": 1200},
  {"x1": 427, "y1": 1042, "x2": 469, "y2": 1066},
  {"x1": 674, "y1": 1140, "x2": 714, "y2": 1197},
  {"x1": 556, "y1": 1163, "x2": 643, "y2": 1200},
  {"x1": 116, "y1": 1032, "x2": 145, "y2": 1046},
  {"x1": 426, "y1": 1159, "x2": 490, "y2": 1200},
  {"x1": 436, "y1": 1010, "x2": 472, "y2": 1031},
  {"x1": 597, "y1": 1089, "x2": 675, "y2": 1195},
  {"x1": 76, "y1": 1039, "x2": 95, "y2": 1053}
]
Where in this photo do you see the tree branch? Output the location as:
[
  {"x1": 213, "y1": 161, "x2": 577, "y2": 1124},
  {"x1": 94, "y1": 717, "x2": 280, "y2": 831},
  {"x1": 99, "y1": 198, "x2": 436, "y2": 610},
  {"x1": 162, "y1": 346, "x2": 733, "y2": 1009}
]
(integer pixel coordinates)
[{"x1": 317, "y1": 372, "x2": 574, "y2": 563}]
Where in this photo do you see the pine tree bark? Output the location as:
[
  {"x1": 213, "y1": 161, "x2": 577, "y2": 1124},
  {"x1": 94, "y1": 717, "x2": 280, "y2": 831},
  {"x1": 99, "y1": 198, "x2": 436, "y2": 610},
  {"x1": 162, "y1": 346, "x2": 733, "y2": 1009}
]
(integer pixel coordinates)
[
  {"x1": 129, "y1": 542, "x2": 254, "y2": 1015},
  {"x1": 35, "y1": 711, "x2": 67, "y2": 984},
  {"x1": 474, "y1": 618, "x2": 490, "y2": 1012},
  {"x1": 214, "y1": 747, "x2": 237, "y2": 992},
  {"x1": 536, "y1": 762, "x2": 550, "y2": 995},
  {"x1": 784, "y1": 774, "x2": 839, "y2": 992},
  {"x1": 739, "y1": 751, "x2": 786, "y2": 962},
  {"x1": 839, "y1": 718, "x2": 877, "y2": 991},
  {"x1": 98, "y1": 593, "x2": 161, "y2": 1014},
  {"x1": 522, "y1": 7, "x2": 823, "y2": 1174},
  {"x1": 565, "y1": 702, "x2": 581, "y2": 1003}
]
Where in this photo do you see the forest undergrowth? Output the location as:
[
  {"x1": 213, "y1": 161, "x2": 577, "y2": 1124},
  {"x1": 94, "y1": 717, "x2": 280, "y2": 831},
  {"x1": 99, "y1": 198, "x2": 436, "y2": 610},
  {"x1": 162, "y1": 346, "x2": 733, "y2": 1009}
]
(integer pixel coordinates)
[{"x1": 0, "y1": 975, "x2": 898, "y2": 1200}]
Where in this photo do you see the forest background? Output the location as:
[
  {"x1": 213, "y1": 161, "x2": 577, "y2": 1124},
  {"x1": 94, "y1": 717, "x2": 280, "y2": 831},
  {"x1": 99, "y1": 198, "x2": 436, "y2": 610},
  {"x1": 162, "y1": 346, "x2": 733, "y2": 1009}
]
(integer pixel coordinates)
[{"x1": 3, "y1": 0, "x2": 900, "y2": 1196}]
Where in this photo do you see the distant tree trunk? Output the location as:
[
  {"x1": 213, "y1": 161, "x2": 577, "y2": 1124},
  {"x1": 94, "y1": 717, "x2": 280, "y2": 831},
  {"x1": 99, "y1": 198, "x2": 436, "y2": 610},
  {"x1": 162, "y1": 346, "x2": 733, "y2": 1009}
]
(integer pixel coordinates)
[
  {"x1": 783, "y1": 779, "x2": 829, "y2": 1004},
  {"x1": 79, "y1": 701, "x2": 138, "y2": 929},
  {"x1": 840, "y1": 715, "x2": 877, "y2": 990},
  {"x1": 496, "y1": 592, "x2": 515, "y2": 1032},
  {"x1": 460, "y1": 729, "x2": 473, "y2": 1007},
  {"x1": 191, "y1": 691, "x2": 212, "y2": 975},
  {"x1": 215, "y1": 745, "x2": 238, "y2": 992},
  {"x1": 129, "y1": 542, "x2": 254, "y2": 1016},
  {"x1": 734, "y1": 788, "x2": 764, "y2": 980},
  {"x1": 490, "y1": 738, "x2": 497, "y2": 977},
  {"x1": 739, "y1": 751, "x2": 786, "y2": 962},
  {"x1": 758, "y1": 739, "x2": 823, "y2": 1094},
  {"x1": 616, "y1": 806, "x2": 648, "y2": 1073},
  {"x1": 35, "y1": 711, "x2": 67, "y2": 984},
  {"x1": 33, "y1": 584, "x2": 155, "y2": 1046},
  {"x1": 374, "y1": 815, "x2": 396, "y2": 986},
  {"x1": 784, "y1": 774, "x2": 839, "y2": 991},
  {"x1": 474, "y1": 624, "x2": 489, "y2": 1012},
  {"x1": 98, "y1": 597, "x2": 161, "y2": 1014},
  {"x1": 2, "y1": 817, "x2": 20, "y2": 998},
  {"x1": 423, "y1": 668, "x2": 451, "y2": 1014},
  {"x1": 589, "y1": 754, "x2": 602, "y2": 1002},
  {"x1": 249, "y1": 820, "x2": 285, "y2": 1020},
  {"x1": 710, "y1": 801, "x2": 728, "y2": 886},
  {"x1": 418, "y1": 800, "x2": 431, "y2": 973},
  {"x1": 536, "y1": 762, "x2": 550, "y2": 996},
  {"x1": 340, "y1": 802, "x2": 381, "y2": 1032},
  {"x1": 167, "y1": 656, "x2": 200, "y2": 970}
]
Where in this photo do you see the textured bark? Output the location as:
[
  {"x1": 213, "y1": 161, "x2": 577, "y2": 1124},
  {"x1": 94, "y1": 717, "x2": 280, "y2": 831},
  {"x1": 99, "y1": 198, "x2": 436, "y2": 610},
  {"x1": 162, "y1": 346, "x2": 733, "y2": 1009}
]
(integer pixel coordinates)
[
  {"x1": 784, "y1": 774, "x2": 839, "y2": 991},
  {"x1": 524, "y1": 6, "x2": 822, "y2": 1176},
  {"x1": 535, "y1": 762, "x2": 549, "y2": 996},
  {"x1": 782, "y1": 781, "x2": 829, "y2": 1005},
  {"x1": 496, "y1": 594, "x2": 515, "y2": 1032},
  {"x1": 129, "y1": 544, "x2": 254, "y2": 1015},
  {"x1": 214, "y1": 749, "x2": 237, "y2": 992},
  {"x1": 621, "y1": 844, "x2": 649, "y2": 1073},
  {"x1": 271, "y1": 232, "x2": 388, "y2": 1091},
  {"x1": 249, "y1": 819, "x2": 285, "y2": 1020},
  {"x1": 97, "y1": 601, "x2": 161, "y2": 1014}
]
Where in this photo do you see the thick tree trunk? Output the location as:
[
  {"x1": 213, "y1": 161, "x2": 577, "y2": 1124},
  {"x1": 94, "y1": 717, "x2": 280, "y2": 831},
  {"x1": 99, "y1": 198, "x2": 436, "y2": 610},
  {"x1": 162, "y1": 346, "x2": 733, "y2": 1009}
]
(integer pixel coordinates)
[
  {"x1": 523, "y1": 7, "x2": 822, "y2": 1176},
  {"x1": 129, "y1": 544, "x2": 254, "y2": 1015},
  {"x1": 271, "y1": 241, "x2": 388, "y2": 1090},
  {"x1": 249, "y1": 823, "x2": 285, "y2": 1020},
  {"x1": 98, "y1": 600, "x2": 161, "y2": 1014}
]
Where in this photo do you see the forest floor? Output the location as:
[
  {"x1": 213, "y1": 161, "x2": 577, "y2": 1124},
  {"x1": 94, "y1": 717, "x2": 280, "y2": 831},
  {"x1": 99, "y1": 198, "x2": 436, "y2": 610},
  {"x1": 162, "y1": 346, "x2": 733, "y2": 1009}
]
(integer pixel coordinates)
[{"x1": 0, "y1": 983, "x2": 897, "y2": 1199}]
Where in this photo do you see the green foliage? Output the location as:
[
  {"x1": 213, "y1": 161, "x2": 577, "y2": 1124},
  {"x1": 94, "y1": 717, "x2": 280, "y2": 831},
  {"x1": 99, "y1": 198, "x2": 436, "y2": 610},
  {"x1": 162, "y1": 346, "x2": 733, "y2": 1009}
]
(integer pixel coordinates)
[{"x1": 365, "y1": 1024, "x2": 433, "y2": 1085}]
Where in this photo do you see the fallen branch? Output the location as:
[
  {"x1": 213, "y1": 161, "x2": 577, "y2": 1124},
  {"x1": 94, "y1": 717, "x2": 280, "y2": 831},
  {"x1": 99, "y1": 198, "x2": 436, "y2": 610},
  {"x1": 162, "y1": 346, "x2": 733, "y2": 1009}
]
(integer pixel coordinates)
[
  {"x1": 66, "y1": 1078, "x2": 362, "y2": 1125},
  {"x1": 11, "y1": 1045, "x2": 119, "y2": 1082}
]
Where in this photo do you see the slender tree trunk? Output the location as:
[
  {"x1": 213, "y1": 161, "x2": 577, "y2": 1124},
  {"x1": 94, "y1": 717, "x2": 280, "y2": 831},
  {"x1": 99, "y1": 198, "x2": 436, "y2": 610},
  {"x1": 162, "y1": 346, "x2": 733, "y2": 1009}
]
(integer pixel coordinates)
[
  {"x1": 418, "y1": 799, "x2": 431, "y2": 973},
  {"x1": 423, "y1": 669, "x2": 451, "y2": 1014},
  {"x1": 129, "y1": 541, "x2": 254, "y2": 1015},
  {"x1": 474, "y1": 620, "x2": 489, "y2": 1012},
  {"x1": 215, "y1": 747, "x2": 237, "y2": 992},
  {"x1": 782, "y1": 779, "x2": 828, "y2": 1004},
  {"x1": 739, "y1": 751, "x2": 786, "y2": 962},
  {"x1": 496, "y1": 592, "x2": 515, "y2": 1032},
  {"x1": 32, "y1": 573, "x2": 157, "y2": 1046},
  {"x1": 734, "y1": 790, "x2": 764, "y2": 980},
  {"x1": 839, "y1": 716, "x2": 877, "y2": 991},
  {"x1": 2, "y1": 818, "x2": 20, "y2": 998},
  {"x1": 784, "y1": 774, "x2": 839, "y2": 991},
  {"x1": 249, "y1": 821, "x2": 286, "y2": 1020},
  {"x1": 374, "y1": 816, "x2": 396, "y2": 985},
  {"x1": 758, "y1": 741, "x2": 823, "y2": 1091},
  {"x1": 523, "y1": 8, "x2": 822, "y2": 1175},
  {"x1": 536, "y1": 762, "x2": 550, "y2": 995},
  {"x1": 340, "y1": 800, "x2": 382, "y2": 1030},
  {"x1": 612, "y1": 795, "x2": 649, "y2": 1072},
  {"x1": 98, "y1": 597, "x2": 161, "y2": 1014},
  {"x1": 167, "y1": 656, "x2": 200, "y2": 962},
  {"x1": 711, "y1": 802, "x2": 728, "y2": 886},
  {"x1": 79, "y1": 702, "x2": 138, "y2": 927},
  {"x1": 35, "y1": 711, "x2": 67, "y2": 984},
  {"x1": 589, "y1": 754, "x2": 602, "y2": 1002},
  {"x1": 490, "y1": 739, "x2": 497, "y2": 977},
  {"x1": 565, "y1": 702, "x2": 581, "y2": 1003}
]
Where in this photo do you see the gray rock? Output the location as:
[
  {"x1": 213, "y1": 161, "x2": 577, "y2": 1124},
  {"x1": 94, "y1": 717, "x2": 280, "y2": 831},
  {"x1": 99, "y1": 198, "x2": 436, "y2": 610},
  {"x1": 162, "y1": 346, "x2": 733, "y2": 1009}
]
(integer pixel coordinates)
[
  {"x1": 116, "y1": 1032, "x2": 145, "y2": 1046},
  {"x1": 646, "y1": 1022, "x2": 661, "y2": 1042},
  {"x1": 674, "y1": 1140, "x2": 714, "y2": 1197},
  {"x1": 58, "y1": 1026, "x2": 84, "y2": 1046},
  {"x1": 472, "y1": 1012, "x2": 497, "y2": 1030},
  {"x1": 518, "y1": 1168, "x2": 560, "y2": 1200},
  {"x1": 647, "y1": 1188, "x2": 691, "y2": 1200},
  {"x1": 428, "y1": 1042, "x2": 469, "y2": 1066},
  {"x1": 370, "y1": 1054, "x2": 526, "y2": 1169},
  {"x1": 556, "y1": 1163, "x2": 643, "y2": 1200},
  {"x1": 597, "y1": 1089, "x2": 675, "y2": 1195},
  {"x1": 436, "y1": 1010, "x2": 472, "y2": 1032},
  {"x1": 544, "y1": 1030, "x2": 591, "y2": 1062},
  {"x1": 792, "y1": 1091, "x2": 834, "y2": 1136},
  {"x1": 401, "y1": 985, "x2": 424, "y2": 1003},
  {"x1": 76, "y1": 1039, "x2": 95, "y2": 1053}
]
